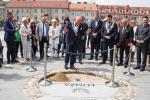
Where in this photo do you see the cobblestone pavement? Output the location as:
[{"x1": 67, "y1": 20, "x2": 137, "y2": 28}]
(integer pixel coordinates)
[{"x1": 0, "y1": 31, "x2": 150, "y2": 100}]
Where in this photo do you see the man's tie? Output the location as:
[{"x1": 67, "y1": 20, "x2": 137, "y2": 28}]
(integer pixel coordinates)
[
  {"x1": 122, "y1": 27, "x2": 125, "y2": 34},
  {"x1": 108, "y1": 23, "x2": 112, "y2": 29},
  {"x1": 43, "y1": 23, "x2": 45, "y2": 37}
]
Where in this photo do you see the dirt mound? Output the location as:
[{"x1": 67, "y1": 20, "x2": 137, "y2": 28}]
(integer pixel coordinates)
[{"x1": 48, "y1": 72, "x2": 70, "y2": 82}]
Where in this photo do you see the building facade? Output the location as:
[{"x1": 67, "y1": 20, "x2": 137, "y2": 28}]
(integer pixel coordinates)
[
  {"x1": 5, "y1": 0, "x2": 69, "y2": 22},
  {"x1": 5, "y1": 0, "x2": 150, "y2": 23},
  {"x1": 69, "y1": 2, "x2": 97, "y2": 23},
  {"x1": 97, "y1": 5, "x2": 150, "y2": 23},
  {"x1": 0, "y1": 0, "x2": 6, "y2": 19}
]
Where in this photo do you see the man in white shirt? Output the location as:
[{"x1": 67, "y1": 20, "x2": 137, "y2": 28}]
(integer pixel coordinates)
[{"x1": 36, "y1": 16, "x2": 49, "y2": 60}]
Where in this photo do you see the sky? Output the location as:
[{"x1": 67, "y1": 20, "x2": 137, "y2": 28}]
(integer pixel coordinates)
[{"x1": 2, "y1": 0, "x2": 150, "y2": 7}]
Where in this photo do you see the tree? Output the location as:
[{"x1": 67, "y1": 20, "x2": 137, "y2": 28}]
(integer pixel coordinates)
[{"x1": 0, "y1": 19, "x2": 4, "y2": 26}]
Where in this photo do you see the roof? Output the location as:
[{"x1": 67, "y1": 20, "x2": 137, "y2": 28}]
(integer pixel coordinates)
[
  {"x1": 98, "y1": 5, "x2": 130, "y2": 10},
  {"x1": 95, "y1": 0, "x2": 150, "y2": 8},
  {"x1": 69, "y1": 3, "x2": 97, "y2": 11},
  {"x1": 6, "y1": 0, "x2": 69, "y2": 8}
]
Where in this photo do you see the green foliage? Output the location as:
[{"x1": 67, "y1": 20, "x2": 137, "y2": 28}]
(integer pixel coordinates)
[{"x1": 0, "y1": 19, "x2": 4, "y2": 25}]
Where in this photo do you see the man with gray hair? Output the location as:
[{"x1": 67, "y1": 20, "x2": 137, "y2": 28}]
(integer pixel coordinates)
[
  {"x1": 134, "y1": 16, "x2": 150, "y2": 71},
  {"x1": 117, "y1": 18, "x2": 134, "y2": 68},
  {"x1": 36, "y1": 16, "x2": 49, "y2": 61},
  {"x1": 73, "y1": 16, "x2": 87, "y2": 64}
]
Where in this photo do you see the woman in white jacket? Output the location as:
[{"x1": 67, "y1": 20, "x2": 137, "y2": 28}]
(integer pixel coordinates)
[
  {"x1": 19, "y1": 17, "x2": 31, "y2": 61},
  {"x1": 49, "y1": 19, "x2": 60, "y2": 58}
]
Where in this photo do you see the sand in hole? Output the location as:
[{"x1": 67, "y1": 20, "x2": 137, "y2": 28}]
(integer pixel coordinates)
[{"x1": 48, "y1": 72, "x2": 70, "y2": 82}]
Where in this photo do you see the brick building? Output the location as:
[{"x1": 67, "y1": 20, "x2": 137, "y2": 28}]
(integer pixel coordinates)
[
  {"x1": 0, "y1": 0, "x2": 6, "y2": 19},
  {"x1": 5, "y1": 0, "x2": 69, "y2": 22},
  {"x1": 5, "y1": 0, "x2": 150, "y2": 23},
  {"x1": 69, "y1": 2, "x2": 97, "y2": 22}
]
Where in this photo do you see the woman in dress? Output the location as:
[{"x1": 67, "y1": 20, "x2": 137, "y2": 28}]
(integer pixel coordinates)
[
  {"x1": 30, "y1": 20, "x2": 37, "y2": 58},
  {"x1": 130, "y1": 20, "x2": 137, "y2": 62},
  {"x1": 49, "y1": 19, "x2": 59, "y2": 58},
  {"x1": 19, "y1": 17, "x2": 31, "y2": 61}
]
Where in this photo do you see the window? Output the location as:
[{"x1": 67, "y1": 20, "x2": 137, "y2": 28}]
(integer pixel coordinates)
[
  {"x1": 100, "y1": 15, "x2": 105, "y2": 19},
  {"x1": 62, "y1": 16, "x2": 64, "y2": 20},
  {"x1": 34, "y1": 9, "x2": 37, "y2": 13},
  {"x1": 62, "y1": 9, "x2": 64, "y2": 13},
  {"x1": 72, "y1": 12, "x2": 74, "y2": 16},
  {"x1": 102, "y1": 9, "x2": 105, "y2": 12},
  {"x1": 16, "y1": 9, "x2": 19, "y2": 14},
  {"x1": 85, "y1": 12, "x2": 88, "y2": 16},
  {"x1": 98, "y1": 9, "x2": 102, "y2": 12},
  {"x1": 91, "y1": 13, "x2": 94, "y2": 16},
  {"x1": 141, "y1": 11, "x2": 144, "y2": 13},
  {"x1": 41, "y1": 9, "x2": 44, "y2": 13},
  {"x1": 55, "y1": 9, "x2": 58, "y2": 13},
  {"x1": 27, "y1": 9, "x2": 28, "y2": 13},
  {"x1": 22, "y1": 9, "x2": 24, "y2": 13},
  {"x1": 120, "y1": 10, "x2": 123, "y2": 13}
]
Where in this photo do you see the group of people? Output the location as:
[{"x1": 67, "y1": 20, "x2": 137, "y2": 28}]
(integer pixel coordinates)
[
  {"x1": 62, "y1": 14, "x2": 150, "y2": 71},
  {"x1": 4, "y1": 12, "x2": 63, "y2": 64},
  {"x1": 3, "y1": 12, "x2": 150, "y2": 72}
]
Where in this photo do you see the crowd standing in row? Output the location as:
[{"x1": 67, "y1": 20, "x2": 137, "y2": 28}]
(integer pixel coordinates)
[{"x1": 3, "y1": 12, "x2": 150, "y2": 72}]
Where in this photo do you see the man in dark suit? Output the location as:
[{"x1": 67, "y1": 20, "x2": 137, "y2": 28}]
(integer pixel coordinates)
[
  {"x1": 63, "y1": 22, "x2": 76, "y2": 69},
  {"x1": 81, "y1": 16, "x2": 88, "y2": 59},
  {"x1": 101, "y1": 15, "x2": 118, "y2": 66},
  {"x1": 88, "y1": 14, "x2": 103, "y2": 61},
  {"x1": 4, "y1": 12, "x2": 19, "y2": 64},
  {"x1": 134, "y1": 16, "x2": 150, "y2": 71},
  {"x1": 74, "y1": 16, "x2": 88, "y2": 64},
  {"x1": 117, "y1": 18, "x2": 134, "y2": 68}
]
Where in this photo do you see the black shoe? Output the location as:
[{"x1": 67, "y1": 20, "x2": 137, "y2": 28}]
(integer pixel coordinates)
[
  {"x1": 133, "y1": 66, "x2": 140, "y2": 69},
  {"x1": 88, "y1": 58, "x2": 93, "y2": 60},
  {"x1": 11, "y1": 60, "x2": 19, "y2": 63},
  {"x1": 70, "y1": 65, "x2": 77, "y2": 70},
  {"x1": 117, "y1": 63, "x2": 123, "y2": 66},
  {"x1": 46, "y1": 55, "x2": 50, "y2": 57},
  {"x1": 79, "y1": 61, "x2": 83, "y2": 64},
  {"x1": 64, "y1": 65, "x2": 68, "y2": 69},
  {"x1": 110, "y1": 63, "x2": 113, "y2": 66},
  {"x1": 95, "y1": 58, "x2": 98, "y2": 61},
  {"x1": 38, "y1": 58, "x2": 43, "y2": 61},
  {"x1": 99, "y1": 61, "x2": 106, "y2": 64},
  {"x1": 140, "y1": 67, "x2": 145, "y2": 72},
  {"x1": 7, "y1": 61, "x2": 10, "y2": 64},
  {"x1": 140, "y1": 68, "x2": 145, "y2": 72},
  {"x1": 124, "y1": 65, "x2": 128, "y2": 68},
  {"x1": 83, "y1": 56, "x2": 85, "y2": 58}
]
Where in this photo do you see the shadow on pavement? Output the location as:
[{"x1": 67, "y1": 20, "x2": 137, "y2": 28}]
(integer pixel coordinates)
[{"x1": 0, "y1": 73, "x2": 25, "y2": 81}]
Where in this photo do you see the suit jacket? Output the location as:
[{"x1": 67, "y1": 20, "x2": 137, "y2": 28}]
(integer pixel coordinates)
[
  {"x1": 4, "y1": 19, "x2": 16, "y2": 42},
  {"x1": 89, "y1": 20, "x2": 103, "y2": 40},
  {"x1": 36, "y1": 22, "x2": 49, "y2": 41},
  {"x1": 135, "y1": 24, "x2": 150, "y2": 46},
  {"x1": 77, "y1": 23, "x2": 88, "y2": 40},
  {"x1": 103, "y1": 22, "x2": 118, "y2": 42},
  {"x1": 65, "y1": 28, "x2": 76, "y2": 46},
  {"x1": 118, "y1": 25, "x2": 134, "y2": 47}
]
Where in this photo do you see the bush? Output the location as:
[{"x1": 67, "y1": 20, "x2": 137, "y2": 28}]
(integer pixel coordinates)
[{"x1": 0, "y1": 19, "x2": 4, "y2": 26}]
